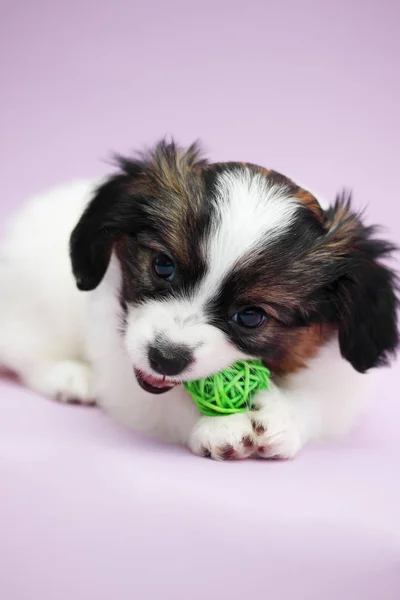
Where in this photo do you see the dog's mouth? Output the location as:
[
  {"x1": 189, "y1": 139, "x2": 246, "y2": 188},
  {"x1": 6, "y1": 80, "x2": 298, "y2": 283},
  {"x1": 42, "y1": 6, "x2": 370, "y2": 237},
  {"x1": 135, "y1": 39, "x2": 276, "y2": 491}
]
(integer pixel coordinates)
[{"x1": 134, "y1": 369, "x2": 179, "y2": 395}]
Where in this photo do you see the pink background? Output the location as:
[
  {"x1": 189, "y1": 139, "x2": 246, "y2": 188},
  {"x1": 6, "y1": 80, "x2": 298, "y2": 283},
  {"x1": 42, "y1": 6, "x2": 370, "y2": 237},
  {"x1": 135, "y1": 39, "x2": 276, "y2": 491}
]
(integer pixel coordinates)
[{"x1": 1, "y1": 1, "x2": 399, "y2": 599}]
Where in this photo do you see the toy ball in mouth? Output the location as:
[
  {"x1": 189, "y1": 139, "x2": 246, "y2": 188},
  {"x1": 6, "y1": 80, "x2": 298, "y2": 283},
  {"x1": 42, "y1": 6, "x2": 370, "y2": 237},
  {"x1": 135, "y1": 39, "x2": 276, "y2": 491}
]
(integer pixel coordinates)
[{"x1": 184, "y1": 360, "x2": 271, "y2": 417}]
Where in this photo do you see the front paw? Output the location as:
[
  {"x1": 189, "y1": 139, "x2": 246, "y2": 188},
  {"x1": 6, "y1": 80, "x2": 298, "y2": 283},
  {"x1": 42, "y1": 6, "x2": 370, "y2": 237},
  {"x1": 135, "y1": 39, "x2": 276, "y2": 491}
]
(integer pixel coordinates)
[
  {"x1": 189, "y1": 413, "x2": 256, "y2": 461},
  {"x1": 250, "y1": 398, "x2": 302, "y2": 459}
]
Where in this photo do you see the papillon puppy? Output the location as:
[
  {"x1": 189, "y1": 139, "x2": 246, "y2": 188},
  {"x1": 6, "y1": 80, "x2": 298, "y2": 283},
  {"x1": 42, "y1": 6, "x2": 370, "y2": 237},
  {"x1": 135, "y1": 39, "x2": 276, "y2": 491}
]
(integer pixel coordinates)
[{"x1": 0, "y1": 140, "x2": 398, "y2": 460}]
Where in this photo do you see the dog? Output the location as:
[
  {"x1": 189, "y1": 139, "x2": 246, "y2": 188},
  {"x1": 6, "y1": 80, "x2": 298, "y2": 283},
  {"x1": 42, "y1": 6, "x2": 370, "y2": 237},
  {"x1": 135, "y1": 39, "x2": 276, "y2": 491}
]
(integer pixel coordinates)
[{"x1": 0, "y1": 140, "x2": 398, "y2": 460}]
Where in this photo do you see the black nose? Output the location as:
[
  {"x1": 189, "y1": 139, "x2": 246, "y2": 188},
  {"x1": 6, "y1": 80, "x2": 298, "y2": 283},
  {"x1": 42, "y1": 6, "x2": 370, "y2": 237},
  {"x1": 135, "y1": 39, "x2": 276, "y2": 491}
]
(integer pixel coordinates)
[{"x1": 148, "y1": 344, "x2": 193, "y2": 377}]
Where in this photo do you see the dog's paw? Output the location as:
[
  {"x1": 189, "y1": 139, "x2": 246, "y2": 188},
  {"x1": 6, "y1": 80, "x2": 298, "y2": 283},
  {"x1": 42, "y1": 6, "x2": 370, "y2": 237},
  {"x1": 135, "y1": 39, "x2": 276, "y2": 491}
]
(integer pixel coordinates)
[
  {"x1": 28, "y1": 360, "x2": 96, "y2": 405},
  {"x1": 189, "y1": 413, "x2": 256, "y2": 461},
  {"x1": 250, "y1": 398, "x2": 302, "y2": 459}
]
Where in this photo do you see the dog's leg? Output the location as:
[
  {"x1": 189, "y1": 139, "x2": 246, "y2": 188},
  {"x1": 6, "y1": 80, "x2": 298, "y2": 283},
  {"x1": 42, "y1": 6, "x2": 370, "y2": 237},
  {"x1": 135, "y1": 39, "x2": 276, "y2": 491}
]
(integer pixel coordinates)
[{"x1": 21, "y1": 359, "x2": 95, "y2": 405}]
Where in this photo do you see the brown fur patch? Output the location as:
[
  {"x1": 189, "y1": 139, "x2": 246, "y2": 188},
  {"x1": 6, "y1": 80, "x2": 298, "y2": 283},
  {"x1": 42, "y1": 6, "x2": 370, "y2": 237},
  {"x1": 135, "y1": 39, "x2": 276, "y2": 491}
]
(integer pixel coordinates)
[
  {"x1": 295, "y1": 189, "x2": 324, "y2": 223},
  {"x1": 266, "y1": 323, "x2": 334, "y2": 375}
]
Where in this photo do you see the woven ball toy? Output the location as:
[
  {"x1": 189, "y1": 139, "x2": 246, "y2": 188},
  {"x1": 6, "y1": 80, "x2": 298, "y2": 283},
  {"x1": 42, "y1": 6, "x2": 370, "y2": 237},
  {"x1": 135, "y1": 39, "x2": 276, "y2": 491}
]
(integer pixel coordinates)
[{"x1": 184, "y1": 360, "x2": 271, "y2": 417}]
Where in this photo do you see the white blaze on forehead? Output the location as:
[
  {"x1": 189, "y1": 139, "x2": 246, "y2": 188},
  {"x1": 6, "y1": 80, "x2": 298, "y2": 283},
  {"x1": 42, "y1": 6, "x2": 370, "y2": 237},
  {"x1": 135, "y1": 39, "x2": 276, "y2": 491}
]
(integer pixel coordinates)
[
  {"x1": 200, "y1": 169, "x2": 300, "y2": 298},
  {"x1": 146, "y1": 169, "x2": 301, "y2": 325}
]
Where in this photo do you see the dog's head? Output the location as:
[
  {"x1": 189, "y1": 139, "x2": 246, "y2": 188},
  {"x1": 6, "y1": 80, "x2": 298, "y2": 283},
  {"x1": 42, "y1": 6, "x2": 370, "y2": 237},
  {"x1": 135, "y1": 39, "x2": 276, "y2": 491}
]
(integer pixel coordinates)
[{"x1": 70, "y1": 140, "x2": 399, "y2": 393}]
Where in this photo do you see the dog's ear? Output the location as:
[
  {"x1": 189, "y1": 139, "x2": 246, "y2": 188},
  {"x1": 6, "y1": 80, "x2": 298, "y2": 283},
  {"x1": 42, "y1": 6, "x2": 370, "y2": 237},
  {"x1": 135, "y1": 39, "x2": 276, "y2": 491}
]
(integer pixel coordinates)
[
  {"x1": 70, "y1": 176, "x2": 125, "y2": 291},
  {"x1": 70, "y1": 161, "x2": 144, "y2": 291},
  {"x1": 320, "y1": 194, "x2": 399, "y2": 372}
]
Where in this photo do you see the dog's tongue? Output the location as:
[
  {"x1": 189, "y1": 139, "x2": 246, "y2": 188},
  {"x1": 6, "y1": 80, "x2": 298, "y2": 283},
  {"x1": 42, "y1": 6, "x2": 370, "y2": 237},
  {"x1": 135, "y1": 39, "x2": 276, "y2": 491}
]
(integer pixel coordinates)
[
  {"x1": 145, "y1": 373, "x2": 170, "y2": 388},
  {"x1": 134, "y1": 369, "x2": 178, "y2": 395}
]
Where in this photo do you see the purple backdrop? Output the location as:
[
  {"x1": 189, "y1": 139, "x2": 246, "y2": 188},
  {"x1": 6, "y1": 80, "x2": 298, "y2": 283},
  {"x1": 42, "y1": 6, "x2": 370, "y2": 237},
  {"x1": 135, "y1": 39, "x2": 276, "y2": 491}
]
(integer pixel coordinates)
[{"x1": 1, "y1": 1, "x2": 399, "y2": 599}]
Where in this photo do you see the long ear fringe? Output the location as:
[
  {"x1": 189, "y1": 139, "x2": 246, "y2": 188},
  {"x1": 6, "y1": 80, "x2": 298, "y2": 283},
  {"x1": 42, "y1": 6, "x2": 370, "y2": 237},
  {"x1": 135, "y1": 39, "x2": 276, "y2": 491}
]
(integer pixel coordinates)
[
  {"x1": 322, "y1": 192, "x2": 399, "y2": 372},
  {"x1": 324, "y1": 191, "x2": 398, "y2": 260}
]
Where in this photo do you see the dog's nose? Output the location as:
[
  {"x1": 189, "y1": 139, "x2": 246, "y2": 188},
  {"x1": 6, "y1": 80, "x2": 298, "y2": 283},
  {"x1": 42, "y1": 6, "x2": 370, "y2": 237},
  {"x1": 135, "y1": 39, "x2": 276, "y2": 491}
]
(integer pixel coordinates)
[{"x1": 148, "y1": 344, "x2": 193, "y2": 377}]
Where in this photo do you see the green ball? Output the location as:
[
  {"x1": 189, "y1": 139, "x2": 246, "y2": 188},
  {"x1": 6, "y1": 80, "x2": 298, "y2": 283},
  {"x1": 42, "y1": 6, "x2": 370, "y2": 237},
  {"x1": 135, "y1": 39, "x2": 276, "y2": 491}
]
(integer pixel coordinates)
[{"x1": 184, "y1": 360, "x2": 271, "y2": 417}]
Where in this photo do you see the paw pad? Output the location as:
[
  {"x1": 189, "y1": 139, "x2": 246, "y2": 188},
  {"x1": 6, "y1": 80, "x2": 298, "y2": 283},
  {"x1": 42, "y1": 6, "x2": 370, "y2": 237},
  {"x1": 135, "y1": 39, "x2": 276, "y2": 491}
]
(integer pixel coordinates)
[
  {"x1": 219, "y1": 445, "x2": 236, "y2": 460},
  {"x1": 242, "y1": 435, "x2": 255, "y2": 448},
  {"x1": 251, "y1": 420, "x2": 265, "y2": 435}
]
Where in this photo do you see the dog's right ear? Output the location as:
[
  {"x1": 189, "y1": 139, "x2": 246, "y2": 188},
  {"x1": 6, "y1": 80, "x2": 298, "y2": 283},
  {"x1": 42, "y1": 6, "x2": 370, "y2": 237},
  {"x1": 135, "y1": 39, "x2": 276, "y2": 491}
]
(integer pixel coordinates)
[
  {"x1": 70, "y1": 175, "x2": 127, "y2": 291},
  {"x1": 69, "y1": 163, "x2": 145, "y2": 291}
]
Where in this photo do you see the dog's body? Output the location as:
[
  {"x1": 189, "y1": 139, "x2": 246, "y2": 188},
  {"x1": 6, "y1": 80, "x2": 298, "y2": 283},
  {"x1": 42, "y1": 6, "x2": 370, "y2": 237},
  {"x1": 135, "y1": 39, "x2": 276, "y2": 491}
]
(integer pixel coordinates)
[{"x1": 0, "y1": 141, "x2": 398, "y2": 459}]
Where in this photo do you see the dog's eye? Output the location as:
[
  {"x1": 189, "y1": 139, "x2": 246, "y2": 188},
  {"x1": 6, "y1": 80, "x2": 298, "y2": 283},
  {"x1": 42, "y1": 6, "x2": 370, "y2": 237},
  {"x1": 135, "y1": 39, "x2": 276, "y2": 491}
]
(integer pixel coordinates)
[
  {"x1": 232, "y1": 307, "x2": 266, "y2": 329},
  {"x1": 153, "y1": 253, "x2": 175, "y2": 281}
]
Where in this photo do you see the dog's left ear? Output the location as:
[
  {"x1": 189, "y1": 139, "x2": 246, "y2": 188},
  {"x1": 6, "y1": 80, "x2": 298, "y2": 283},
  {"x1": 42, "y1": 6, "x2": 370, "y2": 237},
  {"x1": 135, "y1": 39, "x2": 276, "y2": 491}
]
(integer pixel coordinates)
[{"x1": 322, "y1": 194, "x2": 399, "y2": 373}]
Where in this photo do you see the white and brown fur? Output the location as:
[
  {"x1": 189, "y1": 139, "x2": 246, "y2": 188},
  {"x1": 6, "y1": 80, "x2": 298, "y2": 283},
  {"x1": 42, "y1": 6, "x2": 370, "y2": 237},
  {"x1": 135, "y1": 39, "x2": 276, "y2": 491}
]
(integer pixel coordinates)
[{"x1": 0, "y1": 140, "x2": 398, "y2": 460}]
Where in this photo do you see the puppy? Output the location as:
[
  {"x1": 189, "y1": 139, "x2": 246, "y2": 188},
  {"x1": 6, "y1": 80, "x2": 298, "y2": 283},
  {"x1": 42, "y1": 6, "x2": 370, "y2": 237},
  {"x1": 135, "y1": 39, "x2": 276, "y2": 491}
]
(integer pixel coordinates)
[{"x1": 0, "y1": 140, "x2": 398, "y2": 460}]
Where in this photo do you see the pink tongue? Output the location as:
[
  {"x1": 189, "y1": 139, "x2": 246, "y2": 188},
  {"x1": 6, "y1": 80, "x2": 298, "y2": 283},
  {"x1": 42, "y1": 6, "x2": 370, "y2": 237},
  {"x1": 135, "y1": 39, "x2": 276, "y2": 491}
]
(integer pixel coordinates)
[{"x1": 145, "y1": 373, "x2": 173, "y2": 388}]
